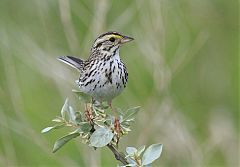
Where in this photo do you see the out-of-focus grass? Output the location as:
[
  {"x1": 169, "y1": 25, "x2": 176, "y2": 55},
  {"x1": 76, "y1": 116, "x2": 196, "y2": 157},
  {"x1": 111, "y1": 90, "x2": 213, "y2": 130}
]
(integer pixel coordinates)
[{"x1": 0, "y1": 0, "x2": 238, "y2": 166}]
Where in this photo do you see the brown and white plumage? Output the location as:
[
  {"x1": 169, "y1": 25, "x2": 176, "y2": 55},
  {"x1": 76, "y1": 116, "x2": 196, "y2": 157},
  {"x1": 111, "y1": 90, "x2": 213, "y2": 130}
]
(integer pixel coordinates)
[{"x1": 58, "y1": 31, "x2": 133, "y2": 103}]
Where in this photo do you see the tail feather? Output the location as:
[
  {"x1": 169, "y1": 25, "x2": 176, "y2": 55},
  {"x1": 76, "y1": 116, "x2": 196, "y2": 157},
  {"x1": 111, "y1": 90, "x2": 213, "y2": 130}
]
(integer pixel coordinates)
[{"x1": 57, "y1": 56, "x2": 84, "y2": 71}]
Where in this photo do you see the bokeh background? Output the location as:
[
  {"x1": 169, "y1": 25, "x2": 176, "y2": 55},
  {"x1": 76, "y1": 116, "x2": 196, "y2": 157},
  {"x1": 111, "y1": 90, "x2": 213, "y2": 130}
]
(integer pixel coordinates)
[{"x1": 0, "y1": 0, "x2": 238, "y2": 166}]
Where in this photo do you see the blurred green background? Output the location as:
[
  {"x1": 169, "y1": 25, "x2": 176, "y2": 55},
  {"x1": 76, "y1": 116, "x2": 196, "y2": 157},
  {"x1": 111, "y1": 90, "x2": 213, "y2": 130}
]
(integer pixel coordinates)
[{"x1": 0, "y1": 0, "x2": 238, "y2": 166}]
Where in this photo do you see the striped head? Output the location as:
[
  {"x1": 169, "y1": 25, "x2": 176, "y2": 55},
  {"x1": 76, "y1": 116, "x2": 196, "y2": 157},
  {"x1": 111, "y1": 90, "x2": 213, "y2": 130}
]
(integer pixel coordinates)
[{"x1": 91, "y1": 31, "x2": 134, "y2": 54}]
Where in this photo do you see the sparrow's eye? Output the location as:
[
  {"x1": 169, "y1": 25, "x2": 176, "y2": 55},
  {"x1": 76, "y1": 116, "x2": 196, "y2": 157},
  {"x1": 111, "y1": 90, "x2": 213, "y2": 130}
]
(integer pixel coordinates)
[{"x1": 109, "y1": 37, "x2": 115, "y2": 42}]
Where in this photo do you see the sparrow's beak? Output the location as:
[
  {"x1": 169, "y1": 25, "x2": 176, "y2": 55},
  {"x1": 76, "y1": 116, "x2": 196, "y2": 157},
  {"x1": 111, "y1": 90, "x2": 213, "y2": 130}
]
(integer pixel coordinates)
[{"x1": 120, "y1": 36, "x2": 134, "y2": 44}]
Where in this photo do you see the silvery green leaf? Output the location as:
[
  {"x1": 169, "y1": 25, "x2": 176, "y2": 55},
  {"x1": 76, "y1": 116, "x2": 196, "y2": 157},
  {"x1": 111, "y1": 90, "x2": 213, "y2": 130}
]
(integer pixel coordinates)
[
  {"x1": 104, "y1": 118, "x2": 112, "y2": 127},
  {"x1": 121, "y1": 125, "x2": 131, "y2": 132},
  {"x1": 137, "y1": 145, "x2": 146, "y2": 157},
  {"x1": 41, "y1": 124, "x2": 65, "y2": 133},
  {"x1": 122, "y1": 106, "x2": 141, "y2": 122},
  {"x1": 142, "y1": 143, "x2": 163, "y2": 166},
  {"x1": 125, "y1": 118, "x2": 135, "y2": 122},
  {"x1": 144, "y1": 165, "x2": 151, "y2": 167},
  {"x1": 121, "y1": 121, "x2": 130, "y2": 126},
  {"x1": 72, "y1": 89, "x2": 91, "y2": 102},
  {"x1": 52, "y1": 133, "x2": 80, "y2": 153},
  {"x1": 126, "y1": 157, "x2": 137, "y2": 166},
  {"x1": 125, "y1": 164, "x2": 137, "y2": 167},
  {"x1": 41, "y1": 127, "x2": 54, "y2": 133},
  {"x1": 79, "y1": 122, "x2": 92, "y2": 133},
  {"x1": 101, "y1": 102, "x2": 109, "y2": 109},
  {"x1": 94, "y1": 119, "x2": 106, "y2": 127},
  {"x1": 117, "y1": 164, "x2": 136, "y2": 167},
  {"x1": 126, "y1": 147, "x2": 137, "y2": 156},
  {"x1": 70, "y1": 128, "x2": 82, "y2": 134},
  {"x1": 52, "y1": 117, "x2": 62, "y2": 122},
  {"x1": 74, "y1": 112, "x2": 82, "y2": 124},
  {"x1": 68, "y1": 106, "x2": 75, "y2": 123},
  {"x1": 89, "y1": 127, "x2": 114, "y2": 147},
  {"x1": 118, "y1": 115, "x2": 123, "y2": 122},
  {"x1": 116, "y1": 107, "x2": 124, "y2": 115},
  {"x1": 93, "y1": 105, "x2": 106, "y2": 113},
  {"x1": 61, "y1": 98, "x2": 69, "y2": 119}
]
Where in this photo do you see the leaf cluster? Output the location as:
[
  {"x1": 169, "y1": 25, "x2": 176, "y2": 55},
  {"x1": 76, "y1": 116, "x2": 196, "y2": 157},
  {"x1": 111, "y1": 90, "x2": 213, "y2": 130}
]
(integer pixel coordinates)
[
  {"x1": 42, "y1": 90, "x2": 163, "y2": 166},
  {"x1": 122, "y1": 144, "x2": 163, "y2": 167},
  {"x1": 42, "y1": 91, "x2": 140, "y2": 152}
]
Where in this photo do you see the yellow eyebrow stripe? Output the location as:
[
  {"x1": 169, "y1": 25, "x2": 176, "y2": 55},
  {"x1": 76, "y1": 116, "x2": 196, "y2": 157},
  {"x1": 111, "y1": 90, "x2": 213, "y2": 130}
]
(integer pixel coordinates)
[{"x1": 106, "y1": 34, "x2": 122, "y2": 39}]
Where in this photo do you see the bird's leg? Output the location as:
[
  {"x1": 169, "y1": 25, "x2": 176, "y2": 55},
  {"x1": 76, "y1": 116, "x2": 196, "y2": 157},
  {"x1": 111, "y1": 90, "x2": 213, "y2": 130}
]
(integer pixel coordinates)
[{"x1": 108, "y1": 101, "x2": 121, "y2": 136}]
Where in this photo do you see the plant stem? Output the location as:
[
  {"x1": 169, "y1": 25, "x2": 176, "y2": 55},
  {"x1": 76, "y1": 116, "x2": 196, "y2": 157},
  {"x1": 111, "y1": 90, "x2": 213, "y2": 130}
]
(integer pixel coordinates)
[
  {"x1": 88, "y1": 103, "x2": 128, "y2": 165},
  {"x1": 107, "y1": 144, "x2": 128, "y2": 165}
]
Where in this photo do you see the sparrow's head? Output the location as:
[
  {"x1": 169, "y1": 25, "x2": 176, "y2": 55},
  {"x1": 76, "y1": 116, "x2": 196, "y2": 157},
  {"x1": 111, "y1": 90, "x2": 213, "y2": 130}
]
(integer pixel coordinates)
[{"x1": 91, "y1": 31, "x2": 134, "y2": 53}]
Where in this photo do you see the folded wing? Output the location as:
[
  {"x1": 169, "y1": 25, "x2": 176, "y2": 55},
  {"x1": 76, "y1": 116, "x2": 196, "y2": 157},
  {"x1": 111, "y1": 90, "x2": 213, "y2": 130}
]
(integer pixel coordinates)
[{"x1": 58, "y1": 56, "x2": 84, "y2": 71}]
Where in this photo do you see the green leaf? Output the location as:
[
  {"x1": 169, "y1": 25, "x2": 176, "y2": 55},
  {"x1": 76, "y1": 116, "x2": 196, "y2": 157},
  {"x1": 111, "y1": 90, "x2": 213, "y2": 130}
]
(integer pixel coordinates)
[
  {"x1": 52, "y1": 117, "x2": 62, "y2": 123},
  {"x1": 116, "y1": 107, "x2": 124, "y2": 115},
  {"x1": 41, "y1": 127, "x2": 54, "y2": 133},
  {"x1": 122, "y1": 106, "x2": 141, "y2": 122},
  {"x1": 68, "y1": 106, "x2": 76, "y2": 123},
  {"x1": 72, "y1": 89, "x2": 91, "y2": 102},
  {"x1": 61, "y1": 98, "x2": 69, "y2": 119},
  {"x1": 74, "y1": 112, "x2": 82, "y2": 124},
  {"x1": 119, "y1": 164, "x2": 137, "y2": 167},
  {"x1": 127, "y1": 164, "x2": 137, "y2": 167},
  {"x1": 41, "y1": 124, "x2": 65, "y2": 133},
  {"x1": 89, "y1": 127, "x2": 114, "y2": 147},
  {"x1": 117, "y1": 164, "x2": 137, "y2": 167},
  {"x1": 52, "y1": 133, "x2": 80, "y2": 153},
  {"x1": 126, "y1": 147, "x2": 137, "y2": 156},
  {"x1": 137, "y1": 145, "x2": 145, "y2": 157},
  {"x1": 142, "y1": 143, "x2": 163, "y2": 166},
  {"x1": 121, "y1": 125, "x2": 131, "y2": 132},
  {"x1": 126, "y1": 157, "x2": 137, "y2": 166},
  {"x1": 79, "y1": 122, "x2": 92, "y2": 133},
  {"x1": 101, "y1": 102, "x2": 109, "y2": 109}
]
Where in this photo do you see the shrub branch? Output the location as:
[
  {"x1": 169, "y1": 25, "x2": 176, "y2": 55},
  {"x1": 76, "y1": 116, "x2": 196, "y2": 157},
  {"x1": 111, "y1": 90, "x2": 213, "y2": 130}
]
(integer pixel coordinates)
[
  {"x1": 107, "y1": 143, "x2": 128, "y2": 165},
  {"x1": 42, "y1": 92, "x2": 163, "y2": 166}
]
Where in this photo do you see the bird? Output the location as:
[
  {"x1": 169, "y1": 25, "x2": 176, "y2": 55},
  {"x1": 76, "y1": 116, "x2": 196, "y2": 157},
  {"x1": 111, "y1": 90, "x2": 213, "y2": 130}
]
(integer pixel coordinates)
[{"x1": 58, "y1": 31, "x2": 134, "y2": 132}]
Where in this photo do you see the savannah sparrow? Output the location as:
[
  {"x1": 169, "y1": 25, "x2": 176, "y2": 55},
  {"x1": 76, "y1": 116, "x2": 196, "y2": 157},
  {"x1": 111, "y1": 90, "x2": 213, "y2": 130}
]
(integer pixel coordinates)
[{"x1": 58, "y1": 31, "x2": 134, "y2": 130}]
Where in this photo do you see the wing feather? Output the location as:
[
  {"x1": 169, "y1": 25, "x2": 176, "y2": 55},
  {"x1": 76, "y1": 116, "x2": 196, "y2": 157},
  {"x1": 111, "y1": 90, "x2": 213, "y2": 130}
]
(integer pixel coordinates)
[{"x1": 57, "y1": 56, "x2": 84, "y2": 71}]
